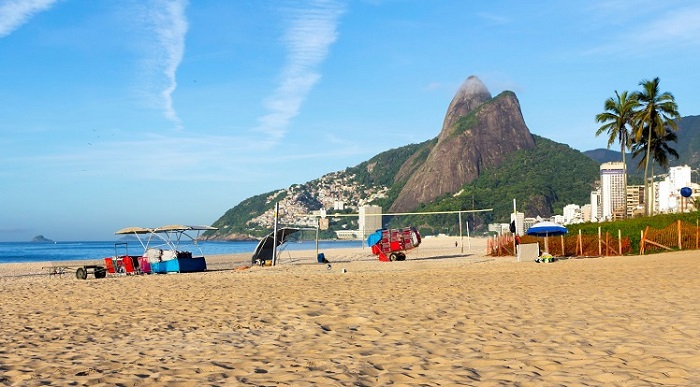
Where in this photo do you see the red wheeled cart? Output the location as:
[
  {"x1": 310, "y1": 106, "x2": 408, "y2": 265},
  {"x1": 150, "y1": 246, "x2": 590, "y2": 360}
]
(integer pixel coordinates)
[{"x1": 368, "y1": 227, "x2": 421, "y2": 261}]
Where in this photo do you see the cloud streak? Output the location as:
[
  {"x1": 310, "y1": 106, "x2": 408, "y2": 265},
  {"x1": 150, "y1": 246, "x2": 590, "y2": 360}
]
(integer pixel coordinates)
[
  {"x1": 632, "y1": 7, "x2": 700, "y2": 48},
  {"x1": 583, "y1": 3, "x2": 700, "y2": 57},
  {"x1": 0, "y1": 0, "x2": 58, "y2": 38},
  {"x1": 256, "y1": 0, "x2": 346, "y2": 142},
  {"x1": 146, "y1": 0, "x2": 188, "y2": 129}
]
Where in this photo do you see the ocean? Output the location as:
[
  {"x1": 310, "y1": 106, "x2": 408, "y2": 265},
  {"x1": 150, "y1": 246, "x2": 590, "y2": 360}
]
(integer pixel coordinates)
[{"x1": 0, "y1": 240, "x2": 365, "y2": 264}]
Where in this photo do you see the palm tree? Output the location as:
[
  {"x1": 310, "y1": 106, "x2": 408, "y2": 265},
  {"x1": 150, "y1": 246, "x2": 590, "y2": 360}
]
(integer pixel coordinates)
[
  {"x1": 631, "y1": 125, "x2": 679, "y2": 171},
  {"x1": 631, "y1": 126, "x2": 679, "y2": 213},
  {"x1": 595, "y1": 90, "x2": 638, "y2": 168},
  {"x1": 632, "y1": 77, "x2": 681, "y2": 216}
]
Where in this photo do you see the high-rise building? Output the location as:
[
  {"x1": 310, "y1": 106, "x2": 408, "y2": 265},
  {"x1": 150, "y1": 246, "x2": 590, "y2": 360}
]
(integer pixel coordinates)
[
  {"x1": 600, "y1": 162, "x2": 626, "y2": 220},
  {"x1": 590, "y1": 189, "x2": 601, "y2": 222},
  {"x1": 669, "y1": 165, "x2": 692, "y2": 190},
  {"x1": 626, "y1": 185, "x2": 645, "y2": 218}
]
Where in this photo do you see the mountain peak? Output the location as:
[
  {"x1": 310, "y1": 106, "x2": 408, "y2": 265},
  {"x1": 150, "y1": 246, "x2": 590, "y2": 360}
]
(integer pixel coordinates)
[
  {"x1": 390, "y1": 77, "x2": 535, "y2": 212},
  {"x1": 440, "y1": 75, "x2": 493, "y2": 133},
  {"x1": 457, "y1": 75, "x2": 491, "y2": 99}
]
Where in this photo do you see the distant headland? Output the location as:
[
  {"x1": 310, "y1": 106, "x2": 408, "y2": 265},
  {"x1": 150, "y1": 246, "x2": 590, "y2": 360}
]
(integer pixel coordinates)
[{"x1": 31, "y1": 235, "x2": 54, "y2": 243}]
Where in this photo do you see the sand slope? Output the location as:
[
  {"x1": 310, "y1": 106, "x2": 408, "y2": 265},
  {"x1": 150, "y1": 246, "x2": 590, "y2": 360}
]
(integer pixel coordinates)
[{"x1": 1, "y1": 238, "x2": 699, "y2": 386}]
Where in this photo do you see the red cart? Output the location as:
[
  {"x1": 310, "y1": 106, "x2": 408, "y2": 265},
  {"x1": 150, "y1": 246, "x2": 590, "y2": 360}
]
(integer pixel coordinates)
[{"x1": 368, "y1": 227, "x2": 421, "y2": 261}]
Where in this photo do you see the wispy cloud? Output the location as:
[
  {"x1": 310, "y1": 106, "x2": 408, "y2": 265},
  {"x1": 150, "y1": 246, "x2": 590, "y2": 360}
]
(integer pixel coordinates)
[
  {"x1": 584, "y1": 4, "x2": 700, "y2": 57},
  {"x1": 476, "y1": 12, "x2": 509, "y2": 25},
  {"x1": 632, "y1": 7, "x2": 700, "y2": 48},
  {"x1": 0, "y1": 0, "x2": 59, "y2": 38},
  {"x1": 145, "y1": 0, "x2": 188, "y2": 129},
  {"x1": 256, "y1": 0, "x2": 346, "y2": 142}
]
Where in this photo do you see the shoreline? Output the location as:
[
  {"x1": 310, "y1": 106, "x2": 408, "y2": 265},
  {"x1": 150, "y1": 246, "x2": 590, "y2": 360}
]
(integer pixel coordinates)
[{"x1": 0, "y1": 235, "x2": 484, "y2": 278}]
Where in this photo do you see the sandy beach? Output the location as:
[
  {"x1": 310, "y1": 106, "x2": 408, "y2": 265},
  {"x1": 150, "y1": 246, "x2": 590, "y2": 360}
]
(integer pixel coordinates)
[{"x1": 1, "y1": 236, "x2": 699, "y2": 386}]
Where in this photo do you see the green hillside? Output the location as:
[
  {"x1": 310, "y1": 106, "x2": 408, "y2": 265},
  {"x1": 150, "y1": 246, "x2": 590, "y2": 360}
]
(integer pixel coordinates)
[
  {"x1": 208, "y1": 189, "x2": 287, "y2": 238},
  {"x1": 202, "y1": 142, "x2": 429, "y2": 239},
  {"x1": 675, "y1": 114, "x2": 700, "y2": 166},
  {"x1": 205, "y1": 135, "x2": 602, "y2": 239},
  {"x1": 344, "y1": 140, "x2": 432, "y2": 187},
  {"x1": 389, "y1": 136, "x2": 599, "y2": 234},
  {"x1": 205, "y1": 114, "x2": 700, "y2": 240}
]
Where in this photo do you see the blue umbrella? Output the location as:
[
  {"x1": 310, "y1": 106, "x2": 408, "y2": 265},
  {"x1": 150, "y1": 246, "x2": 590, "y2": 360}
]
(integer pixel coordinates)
[{"x1": 526, "y1": 221, "x2": 567, "y2": 253}]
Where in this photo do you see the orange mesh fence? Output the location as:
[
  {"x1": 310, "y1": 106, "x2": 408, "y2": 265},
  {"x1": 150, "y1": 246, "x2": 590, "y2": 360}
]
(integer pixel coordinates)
[
  {"x1": 488, "y1": 220, "x2": 700, "y2": 257},
  {"x1": 486, "y1": 235, "x2": 515, "y2": 257},
  {"x1": 641, "y1": 220, "x2": 700, "y2": 254},
  {"x1": 489, "y1": 233, "x2": 632, "y2": 257}
]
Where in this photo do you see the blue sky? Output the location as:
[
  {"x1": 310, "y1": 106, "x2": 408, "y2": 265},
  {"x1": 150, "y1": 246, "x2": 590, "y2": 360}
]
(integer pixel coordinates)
[{"x1": 1, "y1": 0, "x2": 699, "y2": 241}]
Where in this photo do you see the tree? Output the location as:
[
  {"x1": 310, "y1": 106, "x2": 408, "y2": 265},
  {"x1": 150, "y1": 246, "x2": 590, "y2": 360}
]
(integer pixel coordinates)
[
  {"x1": 632, "y1": 77, "x2": 680, "y2": 216},
  {"x1": 631, "y1": 125, "x2": 679, "y2": 170},
  {"x1": 595, "y1": 90, "x2": 638, "y2": 169}
]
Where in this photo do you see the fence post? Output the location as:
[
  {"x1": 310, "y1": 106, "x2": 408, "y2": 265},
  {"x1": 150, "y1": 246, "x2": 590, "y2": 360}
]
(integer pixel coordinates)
[
  {"x1": 560, "y1": 235, "x2": 564, "y2": 256},
  {"x1": 578, "y1": 229, "x2": 583, "y2": 256},
  {"x1": 678, "y1": 220, "x2": 682, "y2": 250},
  {"x1": 618, "y1": 229, "x2": 622, "y2": 256},
  {"x1": 605, "y1": 232, "x2": 609, "y2": 256},
  {"x1": 598, "y1": 227, "x2": 602, "y2": 256}
]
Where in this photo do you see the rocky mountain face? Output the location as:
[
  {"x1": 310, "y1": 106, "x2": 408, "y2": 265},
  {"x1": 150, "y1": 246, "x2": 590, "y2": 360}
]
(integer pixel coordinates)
[{"x1": 389, "y1": 76, "x2": 535, "y2": 212}]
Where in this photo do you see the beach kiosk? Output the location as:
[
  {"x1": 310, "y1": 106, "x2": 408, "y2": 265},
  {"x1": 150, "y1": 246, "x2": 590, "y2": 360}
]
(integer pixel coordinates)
[{"x1": 114, "y1": 225, "x2": 217, "y2": 274}]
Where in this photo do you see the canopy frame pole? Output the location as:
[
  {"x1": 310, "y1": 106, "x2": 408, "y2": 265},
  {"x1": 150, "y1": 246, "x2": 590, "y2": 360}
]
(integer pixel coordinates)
[
  {"x1": 315, "y1": 219, "x2": 319, "y2": 261},
  {"x1": 272, "y1": 202, "x2": 280, "y2": 266}
]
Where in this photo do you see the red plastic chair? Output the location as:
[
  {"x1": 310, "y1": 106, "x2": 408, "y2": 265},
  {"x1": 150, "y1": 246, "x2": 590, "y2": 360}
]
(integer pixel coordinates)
[
  {"x1": 103, "y1": 257, "x2": 116, "y2": 274},
  {"x1": 120, "y1": 256, "x2": 136, "y2": 274},
  {"x1": 138, "y1": 256, "x2": 151, "y2": 274}
]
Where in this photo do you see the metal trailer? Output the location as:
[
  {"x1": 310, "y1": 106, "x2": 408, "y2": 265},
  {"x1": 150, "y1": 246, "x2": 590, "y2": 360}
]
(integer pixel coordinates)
[
  {"x1": 75, "y1": 265, "x2": 107, "y2": 279},
  {"x1": 43, "y1": 264, "x2": 107, "y2": 279}
]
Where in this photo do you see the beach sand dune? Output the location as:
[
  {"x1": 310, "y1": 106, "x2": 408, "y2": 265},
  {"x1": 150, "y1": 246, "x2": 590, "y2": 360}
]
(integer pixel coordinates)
[{"x1": 1, "y1": 237, "x2": 699, "y2": 385}]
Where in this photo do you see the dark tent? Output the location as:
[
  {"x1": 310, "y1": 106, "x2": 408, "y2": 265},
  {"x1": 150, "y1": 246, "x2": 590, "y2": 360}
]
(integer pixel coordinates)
[{"x1": 251, "y1": 227, "x2": 300, "y2": 265}]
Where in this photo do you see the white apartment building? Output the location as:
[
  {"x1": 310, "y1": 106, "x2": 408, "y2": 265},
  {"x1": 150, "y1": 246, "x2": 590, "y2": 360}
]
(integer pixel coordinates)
[
  {"x1": 562, "y1": 204, "x2": 581, "y2": 224},
  {"x1": 669, "y1": 165, "x2": 692, "y2": 190},
  {"x1": 656, "y1": 165, "x2": 693, "y2": 213}
]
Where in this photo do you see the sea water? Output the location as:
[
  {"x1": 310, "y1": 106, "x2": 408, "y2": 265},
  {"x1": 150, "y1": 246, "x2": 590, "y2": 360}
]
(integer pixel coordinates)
[{"x1": 0, "y1": 240, "x2": 365, "y2": 264}]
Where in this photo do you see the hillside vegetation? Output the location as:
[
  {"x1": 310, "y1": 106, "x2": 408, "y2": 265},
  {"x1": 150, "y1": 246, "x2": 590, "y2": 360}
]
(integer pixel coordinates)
[
  {"x1": 388, "y1": 136, "x2": 599, "y2": 234},
  {"x1": 205, "y1": 115, "x2": 699, "y2": 240}
]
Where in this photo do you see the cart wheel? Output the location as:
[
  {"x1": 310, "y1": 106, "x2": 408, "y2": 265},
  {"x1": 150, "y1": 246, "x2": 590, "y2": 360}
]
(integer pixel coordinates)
[
  {"x1": 94, "y1": 267, "x2": 107, "y2": 279},
  {"x1": 389, "y1": 253, "x2": 398, "y2": 261},
  {"x1": 397, "y1": 253, "x2": 406, "y2": 261},
  {"x1": 75, "y1": 267, "x2": 88, "y2": 280}
]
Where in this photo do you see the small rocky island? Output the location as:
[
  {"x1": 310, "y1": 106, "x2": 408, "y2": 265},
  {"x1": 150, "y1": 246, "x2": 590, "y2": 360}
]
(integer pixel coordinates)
[{"x1": 31, "y1": 235, "x2": 54, "y2": 243}]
